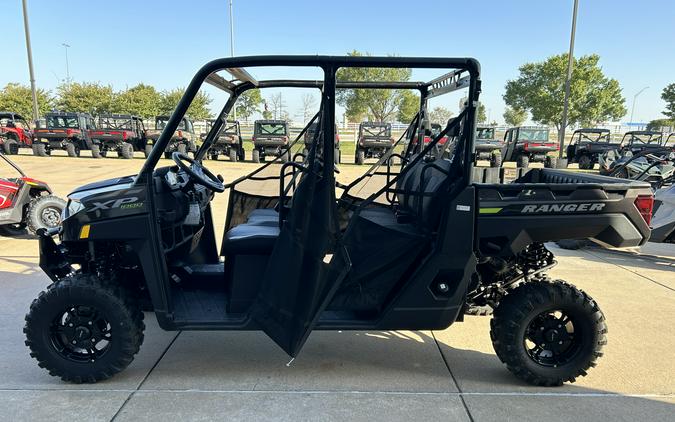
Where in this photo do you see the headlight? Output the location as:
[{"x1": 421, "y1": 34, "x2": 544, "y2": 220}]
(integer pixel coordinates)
[{"x1": 63, "y1": 199, "x2": 85, "y2": 219}]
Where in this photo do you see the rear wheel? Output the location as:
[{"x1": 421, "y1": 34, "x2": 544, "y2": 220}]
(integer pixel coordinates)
[
  {"x1": 144, "y1": 145, "x2": 153, "y2": 158},
  {"x1": 65, "y1": 143, "x2": 78, "y2": 157},
  {"x1": 119, "y1": 143, "x2": 134, "y2": 159},
  {"x1": 229, "y1": 148, "x2": 237, "y2": 162},
  {"x1": 490, "y1": 279, "x2": 606, "y2": 386},
  {"x1": 90, "y1": 144, "x2": 102, "y2": 159},
  {"x1": 24, "y1": 273, "x2": 144, "y2": 383},
  {"x1": 32, "y1": 143, "x2": 48, "y2": 157},
  {"x1": 252, "y1": 149, "x2": 260, "y2": 163},
  {"x1": 356, "y1": 150, "x2": 365, "y2": 165},
  {"x1": 490, "y1": 152, "x2": 502, "y2": 168},
  {"x1": 26, "y1": 195, "x2": 66, "y2": 235},
  {"x1": 516, "y1": 154, "x2": 529, "y2": 168},
  {"x1": 578, "y1": 155, "x2": 593, "y2": 170},
  {"x1": 545, "y1": 156, "x2": 558, "y2": 169}
]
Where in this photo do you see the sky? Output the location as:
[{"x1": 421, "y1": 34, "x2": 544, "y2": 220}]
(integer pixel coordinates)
[{"x1": 3, "y1": 0, "x2": 674, "y2": 124}]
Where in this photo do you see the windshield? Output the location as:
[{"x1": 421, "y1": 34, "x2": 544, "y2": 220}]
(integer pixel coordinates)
[
  {"x1": 1, "y1": 117, "x2": 16, "y2": 127},
  {"x1": 477, "y1": 127, "x2": 495, "y2": 139},
  {"x1": 256, "y1": 123, "x2": 287, "y2": 136},
  {"x1": 362, "y1": 124, "x2": 391, "y2": 137},
  {"x1": 156, "y1": 118, "x2": 187, "y2": 131},
  {"x1": 46, "y1": 116, "x2": 79, "y2": 129},
  {"x1": 99, "y1": 117, "x2": 133, "y2": 130},
  {"x1": 517, "y1": 129, "x2": 549, "y2": 142}
]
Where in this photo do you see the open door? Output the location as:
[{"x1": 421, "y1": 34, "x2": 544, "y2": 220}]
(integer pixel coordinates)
[{"x1": 251, "y1": 69, "x2": 350, "y2": 357}]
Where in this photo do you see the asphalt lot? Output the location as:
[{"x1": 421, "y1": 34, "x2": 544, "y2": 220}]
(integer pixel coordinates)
[{"x1": 1, "y1": 152, "x2": 674, "y2": 421}]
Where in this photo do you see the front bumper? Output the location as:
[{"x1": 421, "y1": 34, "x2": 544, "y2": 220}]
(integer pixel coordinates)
[{"x1": 37, "y1": 228, "x2": 73, "y2": 281}]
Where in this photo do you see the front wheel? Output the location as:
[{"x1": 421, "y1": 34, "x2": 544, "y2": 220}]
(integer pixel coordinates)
[
  {"x1": 229, "y1": 148, "x2": 237, "y2": 162},
  {"x1": 490, "y1": 279, "x2": 606, "y2": 386},
  {"x1": 490, "y1": 152, "x2": 502, "y2": 168},
  {"x1": 516, "y1": 154, "x2": 529, "y2": 168},
  {"x1": 65, "y1": 143, "x2": 78, "y2": 157},
  {"x1": 356, "y1": 149, "x2": 365, "y2": 165},
  {"x1": 90, "y1": 144, "x2": 102, "y2": 159},
  {"x1": 577, "y1": 154, "x2": 593, "y2": 170},
  {"x1": 119, "y1": 143, "x2": 134, "y2": 159},
  {"x1": 252, "y1": 149, "x2": 260, "y2": 163},
  {"x1": 24, "y1": 273, "x2": 145, "y2": 383},
  {"x1": 32, "y1": 143, "x2": 48, "y2": 157},
  {"x1": 3, "y1": 138, "x2": 18, "y2": 154},
  {"x1": 545, "y1": 156, "x2": 558, "y2": 169},
  {"x1": 144, "y1": 145, "x2": 153, "y2": 158}
]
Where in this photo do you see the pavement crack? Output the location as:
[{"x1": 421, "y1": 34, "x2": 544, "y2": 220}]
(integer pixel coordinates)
[
  {"x1": 109, "y1": 330, "x2": 182, "y2": 421},
  {"x1": 431, "y1": 331, "x2": 475, "y2": 422}
]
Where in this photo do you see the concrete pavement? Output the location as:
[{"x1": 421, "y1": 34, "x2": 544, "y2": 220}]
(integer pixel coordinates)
[{"x1": 1, "y1": 154, "x2": 673, "y2": 421}]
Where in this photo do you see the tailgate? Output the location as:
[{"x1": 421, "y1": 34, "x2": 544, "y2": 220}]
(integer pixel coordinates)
[{"x1": 474, "y1": 168, "x2": 653, "y2": 255}]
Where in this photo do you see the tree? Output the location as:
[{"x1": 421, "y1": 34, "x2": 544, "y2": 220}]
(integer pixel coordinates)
[
  {"x1": 113, "y1": 83, "x2": 161, "y2": 118},
  {"x1": 235, "y1": 89, "x2": 264, "y2": 122},
  {"x1": 0, "y1": 83, "x2": 52, "y2": 119},
  {"x1": 429, "y1": 106, "x2": 453, "y2": 125},
  {"x1": 661, "y1": 83, "x2": 675, "y2": 120},
  {"x1": 269, "y1": 92, "x2": 286, "y2": 119},
  {"x1": 646, "y1": 118, "x2": 674, "y2": 131},
  {"x1": 337, "y1": 50, "x2": 412, "y2": 122},
  {"x1": 56, "y1": 82, "x2": 115, "y2": 115},
  {"x1": 504, "y1": 53, "x2": 626, "y2": 132},
  {"x1": 503, "y1": 106, "x2": 527, "y2": 126},
  {"x1": 300, "y1": 93, "x2": 317, "y2": 123},
  {"x1": 159, "y1": 88, "x2": 212, "y2": 120},
  {"x1": 397, "y1": 90, "x2": 419, "y2": 123},
  {"x1": 477, "y1": 103, "x2": 487, "y2": 123}
]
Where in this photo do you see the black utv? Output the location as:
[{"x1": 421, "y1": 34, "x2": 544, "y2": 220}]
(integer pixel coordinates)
[
  {"x1": 501, "y1": 126, "x2": 558, "y2": 168},
  {"x1": 90, "y1": 114, "x2": 147, "y2": 159},
  {"x1": 251, "y1": 119, "x2": 290, "y2": 163},
  {"x1": 619, "y1": 131, "x2": 664, "y2": 155},
  {"x1": 474, "y1": 125, "x2": 502, "y2": 167},
  {"x1": 201, "y1": 119, "x2": 245, "y2": 162},
  {"x1": 25, "y1": 56, "x2": 653, "y2": 388},
  {"x1": 146, "y1": 116, "x2": 198, "y2": 158},
  {"x1": 355, "y1": 122, "x2": 393, "y2": 165},
  {"x1": 303, "y1": 122, "x2": 340, "y2": 164},
  {"x1": 566, "y1": 128, "x2": 617, "y2": 169},
  {"x1": 33, "y1": 112, "x2": 97, "y2": 157}
]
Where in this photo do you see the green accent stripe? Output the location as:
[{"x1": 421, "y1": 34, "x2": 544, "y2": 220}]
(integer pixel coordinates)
[{"x1": 479, "y1": 207, "x2": 503, "y2": 214}]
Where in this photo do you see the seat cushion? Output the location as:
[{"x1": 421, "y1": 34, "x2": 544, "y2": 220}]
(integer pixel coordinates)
[
  {"x1": 246, "y1": 208, "x2": 279, "y2": 226},
  {"x1": 221, "y1": 223, "x2": 280, "y2": 255}
]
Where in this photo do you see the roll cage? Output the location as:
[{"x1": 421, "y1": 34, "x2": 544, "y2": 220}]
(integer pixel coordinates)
[{"x1": 570, "y1": 128, "x2": 611, "y2": 144}]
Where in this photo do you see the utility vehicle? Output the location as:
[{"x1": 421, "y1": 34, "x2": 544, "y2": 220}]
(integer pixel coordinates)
[
  {"x1": 146, "y1": 116, "x2": 197, "y2": 158},
  {"x1": 566, "y1": 128, "x2": 618, "y2": 169},
  {"x1": 599, "y1": 148, "x2": 675, "y2": 190},
  {"x1": 501, "y1": 126, "x2": 558, "y2": 168},
  {"x1": 0, "y1": 152, "x2": 65, "y2": 235},
  {"x1": 651, "y1": 184, "x2": 675, "y2": 243},
  {"x1": 91, "y1": 114, "x2": 146, "y2": 159},
  {"x1": 251, "y1": 119, "x2": 290, "y2": 163},
  {"x1": 0, "y1": 112, "x2": 33, "y2": 154},
  {"x1": 303, "y1": 122, "x2": 340, "y2": 163},
  {"x1": 355, "y1": 121, "x2": 394, "y2": 164},
  {"x1": 664, "y1": 133, "x2": 675, "y2": 150},
  {"x1": 201, "y1": 119, "x2": 245, "y2": 162},
  {"x1": 618, "y1": 131, "x2": 664, "y2": 155},
  {"x1": 25, "y1": 56, "x2": 653, "y2": 388},
  {"x1": 33, "y1": 112, "x2": 97, "y2": 157},
  {"x1": 474, "y1": 125, "x2": 502, "y2": 167}
]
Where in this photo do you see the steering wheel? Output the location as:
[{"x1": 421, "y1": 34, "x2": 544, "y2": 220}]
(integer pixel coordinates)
[{"x1": 172, "y1": 152, "x2": 225, "y2": 193}]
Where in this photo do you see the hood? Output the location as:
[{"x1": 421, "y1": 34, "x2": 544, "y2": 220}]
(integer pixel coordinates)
[{"x1": 69, "y1": 175, "x2": 135, "y2": 200}]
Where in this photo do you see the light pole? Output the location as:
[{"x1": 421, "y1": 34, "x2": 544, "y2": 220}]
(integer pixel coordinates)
[
  {"x1": 21, "y1": 0, "x2": 39, "y2": 122},
  {"x1": 559, "y1": 0, "x2": 579, "y2": 158},
  {"x1": 629, "y1": 86, "x2": 649, "y2": 129},
  {"x1": 62, "y1": 43, "x2": 71, "y2": 83}
]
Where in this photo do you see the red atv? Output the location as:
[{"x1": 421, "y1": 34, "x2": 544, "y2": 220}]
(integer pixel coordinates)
[
  {"x1": 0, "y1": 112, "x2": 34, "y2": 154},
  {"x1": 0, "y1": 152, "x2": 65, "y2": 236}
]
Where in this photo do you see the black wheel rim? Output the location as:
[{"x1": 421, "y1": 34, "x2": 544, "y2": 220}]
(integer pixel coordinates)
[
  {"x1": 50, "y1": 305, "x2": 112, "y2": 363},
  {"x1": 524, "y1": 310, "x2": 582, "y2": 367}
]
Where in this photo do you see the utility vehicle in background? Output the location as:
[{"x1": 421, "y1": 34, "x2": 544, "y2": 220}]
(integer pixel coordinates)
[
  {"x1": 33, "y1": 112, "x2": 97, "y2": 157},
  {"x1": 90, "y1": 114, "x2": 147, "y2": 159},
  {"x1": 355, "y1": 121, "x2": 393, "y2": 165},
  {"x1": 251, "y1": 119, "x2": 290, "y2": 163},
  {"x1": 146, "y1": 116, "x2": 197, "y2": 159},
  {"x1": 303, "y1": 122, "x2": 340, "y2": 163},
  {"x1": 599, "y1": 148, "x2": 675, "y2": 190},
  {"x1": 566, "y1": 128, "x2": 618, "y2": 169},
  {"x1": 201, "y1": 119, "x2": 245, "y2": 161},
  {"x1": 0, "y1": 112, "x2": 33, "y2": 154},
  {"x1": 0, "y1": 152, "x2": 65, "y2": 235},
  {"x1": 501, "y1": 126, "x2": 558, "y2": 168},
  {"x1": 618, "y1": 131, "x2": 664, "y2": 155},
  {"x1": 474, "y1": 125, "x2": 502, "y2": 167},
  {"x1": 25, "y1": 56, "x2": 654, "y2": 389}
]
